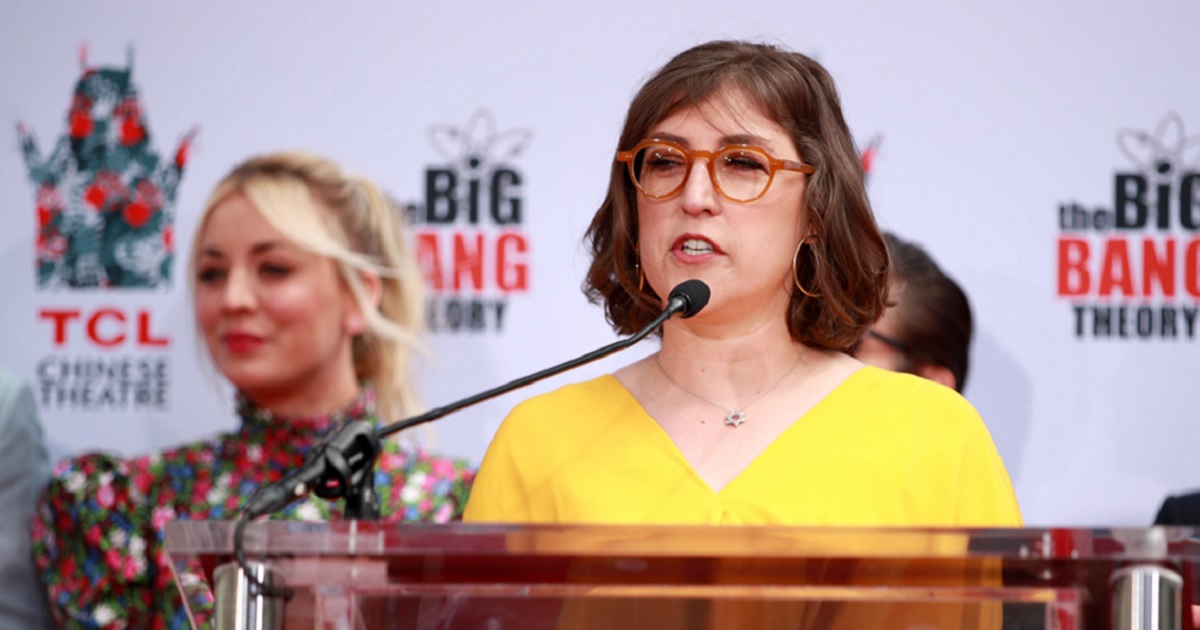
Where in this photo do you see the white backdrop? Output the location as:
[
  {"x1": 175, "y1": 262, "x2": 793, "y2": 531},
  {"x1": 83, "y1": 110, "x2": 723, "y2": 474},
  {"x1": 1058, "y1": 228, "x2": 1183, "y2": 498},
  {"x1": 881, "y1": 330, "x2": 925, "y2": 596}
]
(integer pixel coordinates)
[{"x1": 2, "y1": 1, "x2": 1198, "y2": 526}]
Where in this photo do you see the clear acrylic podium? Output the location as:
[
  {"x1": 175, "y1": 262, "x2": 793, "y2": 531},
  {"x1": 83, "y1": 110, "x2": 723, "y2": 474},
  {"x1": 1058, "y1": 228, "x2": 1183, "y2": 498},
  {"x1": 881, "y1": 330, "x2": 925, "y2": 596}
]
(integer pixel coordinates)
[{"x1": 164, "y1": 521, "x2": 1196, "y2": 629}]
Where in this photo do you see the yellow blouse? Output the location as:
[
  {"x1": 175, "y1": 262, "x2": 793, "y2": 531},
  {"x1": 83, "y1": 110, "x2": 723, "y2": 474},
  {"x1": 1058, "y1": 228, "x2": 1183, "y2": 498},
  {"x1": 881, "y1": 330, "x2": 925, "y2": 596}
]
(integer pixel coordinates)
[{"x1": 465, "y1": 366, "x2": 1021, "y2": 526}]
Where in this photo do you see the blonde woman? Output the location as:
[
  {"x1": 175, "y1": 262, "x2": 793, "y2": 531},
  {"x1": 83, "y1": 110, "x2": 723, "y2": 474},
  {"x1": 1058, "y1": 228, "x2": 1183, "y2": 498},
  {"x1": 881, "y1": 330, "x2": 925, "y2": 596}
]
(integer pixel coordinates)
[{"x1": 32, "y1": 152, "x2": 474, "y2": 628}]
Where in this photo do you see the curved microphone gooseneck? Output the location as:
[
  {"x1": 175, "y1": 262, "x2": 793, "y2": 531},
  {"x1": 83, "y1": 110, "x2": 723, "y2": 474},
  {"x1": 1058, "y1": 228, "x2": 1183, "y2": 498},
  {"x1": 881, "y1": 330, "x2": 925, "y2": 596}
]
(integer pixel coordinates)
[
  {"x1": 231, "y1": 279, "x2": 710, "y2": 598},
  {"x1": 376, "y1": 278, "x2": 710, "y2": 440}
]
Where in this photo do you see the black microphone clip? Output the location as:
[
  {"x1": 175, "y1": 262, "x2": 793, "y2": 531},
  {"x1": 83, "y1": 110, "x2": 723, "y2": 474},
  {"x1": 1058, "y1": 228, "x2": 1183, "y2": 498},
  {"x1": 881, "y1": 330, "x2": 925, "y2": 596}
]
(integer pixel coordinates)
[{"x1": 242, "y1": 420, "x2": 381, "y2": 519}]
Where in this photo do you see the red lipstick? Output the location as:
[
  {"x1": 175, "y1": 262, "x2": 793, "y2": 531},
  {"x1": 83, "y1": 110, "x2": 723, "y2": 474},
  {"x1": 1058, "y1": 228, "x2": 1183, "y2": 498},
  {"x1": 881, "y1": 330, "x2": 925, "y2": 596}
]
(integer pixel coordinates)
[{"x1": 222, "y1": 332, "x2": 264, "y2": 354}]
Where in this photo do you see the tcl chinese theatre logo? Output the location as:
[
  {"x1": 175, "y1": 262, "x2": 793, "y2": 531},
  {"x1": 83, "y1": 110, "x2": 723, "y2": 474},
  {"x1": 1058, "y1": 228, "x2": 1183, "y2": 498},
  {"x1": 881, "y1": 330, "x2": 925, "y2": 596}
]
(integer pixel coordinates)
[{"x1": 17, "y1": 48, "x2": 196, "y2": 410}]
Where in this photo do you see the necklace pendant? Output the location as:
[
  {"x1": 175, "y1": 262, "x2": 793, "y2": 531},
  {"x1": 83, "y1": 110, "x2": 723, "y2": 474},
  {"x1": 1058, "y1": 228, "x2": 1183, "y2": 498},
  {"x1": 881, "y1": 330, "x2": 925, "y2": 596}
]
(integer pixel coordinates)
[{"x1": 725, "y1": 410, "x2": 746, "y2": 428}]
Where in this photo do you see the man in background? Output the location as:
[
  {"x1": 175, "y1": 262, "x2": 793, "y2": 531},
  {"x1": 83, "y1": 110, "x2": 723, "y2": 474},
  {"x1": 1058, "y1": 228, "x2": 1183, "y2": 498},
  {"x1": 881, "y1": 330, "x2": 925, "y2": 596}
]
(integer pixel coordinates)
[
  {"x1": 1155, "y1": 490, "x2": 1200, "y2": 524},
  {"x1": 854, "y1": 231, "x2": 972, "y2": 392}
]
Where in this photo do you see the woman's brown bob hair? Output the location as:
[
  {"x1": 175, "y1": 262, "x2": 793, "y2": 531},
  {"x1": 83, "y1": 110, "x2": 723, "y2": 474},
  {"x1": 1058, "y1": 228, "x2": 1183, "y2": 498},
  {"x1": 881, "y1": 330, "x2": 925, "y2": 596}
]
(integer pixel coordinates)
[{"x1": 583, "y1": 40, "x2": 889, "y2": 350}]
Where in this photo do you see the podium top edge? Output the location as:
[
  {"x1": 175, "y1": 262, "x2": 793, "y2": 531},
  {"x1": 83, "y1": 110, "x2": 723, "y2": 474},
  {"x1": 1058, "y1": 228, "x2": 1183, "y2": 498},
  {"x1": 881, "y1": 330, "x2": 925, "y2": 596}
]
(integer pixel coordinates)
[{"x1": 163, "y1": 521, "x2": 1199, "y2": 561}]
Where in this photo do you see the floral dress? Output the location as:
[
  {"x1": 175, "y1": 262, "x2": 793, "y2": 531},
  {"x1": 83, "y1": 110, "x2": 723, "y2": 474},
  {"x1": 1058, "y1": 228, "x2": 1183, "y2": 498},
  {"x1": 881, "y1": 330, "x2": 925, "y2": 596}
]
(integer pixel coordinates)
[{"x1": 31, "y1": 387, "x2": 475, "y2": 629}]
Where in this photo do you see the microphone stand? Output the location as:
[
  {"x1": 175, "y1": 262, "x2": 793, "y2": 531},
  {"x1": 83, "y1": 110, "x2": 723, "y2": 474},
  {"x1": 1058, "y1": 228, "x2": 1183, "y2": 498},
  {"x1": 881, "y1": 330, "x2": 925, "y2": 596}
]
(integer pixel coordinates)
[
  {"x1": 225, "y1": 280, "x2": 709, "y2": 625},
  {"x1": 377, "y1": 299, "x2": 679, "y2": 440}
]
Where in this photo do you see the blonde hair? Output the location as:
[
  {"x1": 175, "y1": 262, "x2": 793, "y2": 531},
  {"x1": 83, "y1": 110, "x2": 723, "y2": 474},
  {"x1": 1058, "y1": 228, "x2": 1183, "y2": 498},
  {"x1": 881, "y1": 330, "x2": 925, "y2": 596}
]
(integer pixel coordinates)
[{"x1": 190, "y1": 151, "x2": 423, "y2": 420}]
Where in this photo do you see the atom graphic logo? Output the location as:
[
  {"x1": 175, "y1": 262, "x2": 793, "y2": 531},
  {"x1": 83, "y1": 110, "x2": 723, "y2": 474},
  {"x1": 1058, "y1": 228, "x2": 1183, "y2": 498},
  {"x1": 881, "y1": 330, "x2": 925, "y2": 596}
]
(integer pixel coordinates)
[
  {"x1": 1117, "y1": 112, "x2": 1200, "y2": 184},
  {"x1": 426, "y1": 110, "x2": 533, "y2": 183}
]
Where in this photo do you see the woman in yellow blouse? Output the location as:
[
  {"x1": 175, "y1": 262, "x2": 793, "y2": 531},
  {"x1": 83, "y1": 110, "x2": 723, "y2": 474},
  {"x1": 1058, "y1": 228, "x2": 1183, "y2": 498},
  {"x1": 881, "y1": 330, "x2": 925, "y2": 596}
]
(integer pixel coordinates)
[{"x1": 464, "y1": 40, "x2": 1020, "y2": 529}]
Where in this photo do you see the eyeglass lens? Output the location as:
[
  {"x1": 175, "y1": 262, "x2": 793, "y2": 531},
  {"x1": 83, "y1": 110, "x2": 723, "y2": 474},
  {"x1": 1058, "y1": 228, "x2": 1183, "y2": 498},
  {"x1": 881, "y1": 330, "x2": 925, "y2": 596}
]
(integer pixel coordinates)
[
  {"x1": 632, "y1": 144, "x2": 775, "y2": 202},
  {"x1": 867, "y1": 329, "x2": 910, "y2": 353}
]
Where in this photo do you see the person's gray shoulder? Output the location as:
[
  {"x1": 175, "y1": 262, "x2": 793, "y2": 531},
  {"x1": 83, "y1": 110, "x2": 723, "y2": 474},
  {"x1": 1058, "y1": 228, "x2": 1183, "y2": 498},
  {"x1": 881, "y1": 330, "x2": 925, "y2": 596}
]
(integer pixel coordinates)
[
  {"x1": 0, "y1": 367, "x2": 39, "y2": 429},
  {"x1": 0, "y1": 366, "x2": 26, "y2": 406}
]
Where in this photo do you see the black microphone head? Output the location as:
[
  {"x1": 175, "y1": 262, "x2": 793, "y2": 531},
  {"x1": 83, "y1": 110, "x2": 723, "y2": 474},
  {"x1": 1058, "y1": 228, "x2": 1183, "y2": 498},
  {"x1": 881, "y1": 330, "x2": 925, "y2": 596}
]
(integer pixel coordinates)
[{"x1": 668, "y1": 279, "x2": 711, "y2": 318}]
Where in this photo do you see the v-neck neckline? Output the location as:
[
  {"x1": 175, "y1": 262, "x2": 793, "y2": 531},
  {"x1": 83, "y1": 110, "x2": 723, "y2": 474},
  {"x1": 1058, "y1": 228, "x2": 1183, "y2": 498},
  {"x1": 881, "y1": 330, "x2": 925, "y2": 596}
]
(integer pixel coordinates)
[{"x1": 603, "y1": 366, "x2": 869, "y2": 496}]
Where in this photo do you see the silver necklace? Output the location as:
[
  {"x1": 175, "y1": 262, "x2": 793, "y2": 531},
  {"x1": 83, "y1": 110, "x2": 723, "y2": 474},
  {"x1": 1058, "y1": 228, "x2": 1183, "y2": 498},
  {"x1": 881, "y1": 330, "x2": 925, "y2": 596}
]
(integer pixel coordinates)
[{"x1": 655, "y1": 354, "x2": 803, "y2": 428}]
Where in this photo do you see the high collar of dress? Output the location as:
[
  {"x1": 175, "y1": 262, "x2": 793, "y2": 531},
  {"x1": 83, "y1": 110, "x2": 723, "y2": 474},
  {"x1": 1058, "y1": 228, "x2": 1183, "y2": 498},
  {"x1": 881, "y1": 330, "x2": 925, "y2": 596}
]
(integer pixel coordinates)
[{"x1": 235, "y1": 384, "x2": 377, "y2": 441}]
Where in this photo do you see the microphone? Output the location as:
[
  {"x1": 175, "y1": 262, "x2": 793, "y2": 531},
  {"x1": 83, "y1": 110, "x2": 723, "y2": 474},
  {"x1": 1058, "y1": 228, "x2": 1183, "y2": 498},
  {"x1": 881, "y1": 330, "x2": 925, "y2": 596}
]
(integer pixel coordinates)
[
  {"x1": 241, "y1": 279, "x2": 711, "y2": 519},
  {"x1": 667, "y1": 278, "x2": 710, "y2": 318}
]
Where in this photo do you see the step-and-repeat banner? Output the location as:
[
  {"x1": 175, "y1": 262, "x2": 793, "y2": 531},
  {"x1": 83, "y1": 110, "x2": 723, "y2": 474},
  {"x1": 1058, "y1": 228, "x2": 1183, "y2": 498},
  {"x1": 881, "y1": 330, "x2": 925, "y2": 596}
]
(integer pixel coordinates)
[{"x1": 3, "y1": 2, "x2": 1198, "y2": 526}]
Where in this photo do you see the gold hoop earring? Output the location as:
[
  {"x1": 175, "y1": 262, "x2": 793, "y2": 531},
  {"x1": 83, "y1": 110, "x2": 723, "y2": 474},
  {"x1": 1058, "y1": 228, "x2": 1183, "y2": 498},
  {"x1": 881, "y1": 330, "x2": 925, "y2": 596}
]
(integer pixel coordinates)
[
  {"x1": 792, "y1": 235, "x2": 823, "y2": 299},
  {"x1": 634, "y1": 244, "x2": 645, "y2": 291}
]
